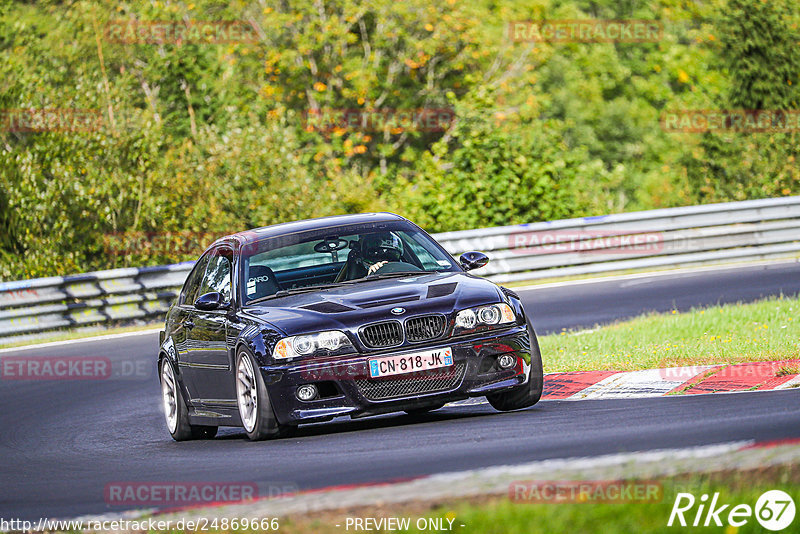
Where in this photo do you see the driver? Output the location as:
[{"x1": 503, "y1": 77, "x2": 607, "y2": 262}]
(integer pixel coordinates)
[{"x1": 360, "y1": 232, "x2": 404, "y2": 275}]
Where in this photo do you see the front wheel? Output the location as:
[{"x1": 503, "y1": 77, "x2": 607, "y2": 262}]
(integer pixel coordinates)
[
  {"x1": 486, "y1": 320, "x2": 544, "y2": 411},
  {"x1": 236, "y1": 349, "x2": 292, "y2": 441}
]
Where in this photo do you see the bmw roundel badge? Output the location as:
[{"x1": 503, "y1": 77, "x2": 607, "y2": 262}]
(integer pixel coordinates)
[{"x1": 390, "y1": 307, "x2": 406, "y2": 315}]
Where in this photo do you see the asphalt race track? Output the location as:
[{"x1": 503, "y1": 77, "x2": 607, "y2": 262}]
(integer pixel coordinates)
[
  {"x1": 523, "y1": 260, "x2": 800, "y2": 334},
  {"x1": 2, "y1": 261, "x2": 799, "y2": 520}
]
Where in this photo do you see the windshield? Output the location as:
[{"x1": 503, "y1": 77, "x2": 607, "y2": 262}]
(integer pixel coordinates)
[{"x1": 240, "y1": 220, "x2": 459, "y2": 303}]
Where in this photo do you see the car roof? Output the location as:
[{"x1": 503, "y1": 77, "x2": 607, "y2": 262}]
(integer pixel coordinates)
[{"x1": 210, "y1": 212, "x2": 408, "y2": 249}]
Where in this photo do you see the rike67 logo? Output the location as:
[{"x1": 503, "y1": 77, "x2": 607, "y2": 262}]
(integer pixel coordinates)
[{"x1": 668, "y1": 490, "x2": 795, "y2": 531}]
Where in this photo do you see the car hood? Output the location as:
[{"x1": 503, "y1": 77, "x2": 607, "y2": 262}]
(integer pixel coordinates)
[{"x1": 242, "y1": 272, "x2": 504, "y2": 336}]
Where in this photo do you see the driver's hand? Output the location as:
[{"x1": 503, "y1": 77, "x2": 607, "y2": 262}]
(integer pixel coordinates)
[{"x1": 367, "y1": 261, "x2": 388, "y2": 275}]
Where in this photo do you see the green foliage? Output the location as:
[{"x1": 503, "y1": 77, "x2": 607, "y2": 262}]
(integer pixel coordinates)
[
  {"x1": 682, "y1": 131, "x2": 800, "y2": 203},
  {"x1": 719, "y1": 0, "x2": 800, "y2": 110},
  {"x1": 418, "y1": 471, "x2": 800, "y2": 534},
  {"x1": 682, "y1": 0, "x2": 800, "y2": 203},
  {"x1": 386, "y1": 87, "x2": 620, "y2": 231},
  {"x1": 0, "y1": 0, "x2": 798, "y2": 279}
]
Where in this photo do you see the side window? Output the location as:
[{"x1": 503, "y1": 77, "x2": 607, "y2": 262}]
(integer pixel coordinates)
[
  {"x1": 181, "y1": 255, "x2": 210, "y2": 306},
  {"x1": 198, "y1": 250, "x2": 233, "y2": 303}
]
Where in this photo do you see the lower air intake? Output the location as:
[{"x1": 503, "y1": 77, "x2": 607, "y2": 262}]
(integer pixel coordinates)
[{"x1": 355, "y1": 363, "x2": 466, "y2": 401}]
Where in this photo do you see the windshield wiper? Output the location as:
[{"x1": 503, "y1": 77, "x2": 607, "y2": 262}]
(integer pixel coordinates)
[{"x1": 247, "y1": 283, "x2": 344, "y2": 305}]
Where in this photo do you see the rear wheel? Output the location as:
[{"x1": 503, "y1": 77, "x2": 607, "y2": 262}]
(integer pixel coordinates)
[
  {"x1": 160, "y1": 360, "x2": 217, "y2": 441},
  {"x1": 236, "y1": 349, "x2": 291, "y2": 441},
  {"x1": 486, "y1": 320, "x2": 544, "y2": 411}
]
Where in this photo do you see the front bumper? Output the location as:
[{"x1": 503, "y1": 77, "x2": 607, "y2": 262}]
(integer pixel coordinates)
[{"x1": 260, "y1": 325, "x2": 532, "y2": 425}]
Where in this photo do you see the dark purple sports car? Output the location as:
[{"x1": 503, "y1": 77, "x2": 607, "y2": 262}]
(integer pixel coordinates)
[{"x1": 158, "y1": 213, "x2": 543, "y2": 441}]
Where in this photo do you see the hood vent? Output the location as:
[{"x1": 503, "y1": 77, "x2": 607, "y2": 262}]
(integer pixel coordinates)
[
  {"x1": 426, "y1": 283, "x2": 457, "y2": 299},
  {"x1": 301, "y1": 302, "x2": 355, "y2": 314}
]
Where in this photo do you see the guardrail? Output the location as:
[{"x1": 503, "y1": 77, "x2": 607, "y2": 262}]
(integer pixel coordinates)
[
  {"x1": 0, "y1": 264, "x2": 193, "y2": 338},
  {"x1": 434, "y1": 195, "x2": 800, "y2": 283},
  {"x1": 1, "y1": 196, "x2": 799, "y2": 339}
]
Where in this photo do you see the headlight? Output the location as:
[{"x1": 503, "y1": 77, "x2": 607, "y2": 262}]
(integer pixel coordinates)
[
  {"x1": 272, "y1": 330, "x2": 354, "y2": 360},
  {"x1": 454, "y1": 303, "x2": 516, "y2": 334}
]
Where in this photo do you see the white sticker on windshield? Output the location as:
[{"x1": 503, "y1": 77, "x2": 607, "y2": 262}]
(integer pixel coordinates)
[
  {"x1": 437, "y1": 260, "x2": 451, "y2": 267},
  {"x1": 247, "y1": 280, "x2": 256, "y2": 295}
]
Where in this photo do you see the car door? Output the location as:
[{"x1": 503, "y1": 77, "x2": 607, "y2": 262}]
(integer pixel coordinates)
[
  {"x1": 182, "y1": 247, "x2": 236, "y2": 406},
  {"x1": 171, "y1": 254, "x2": 209, "y2": 397}
]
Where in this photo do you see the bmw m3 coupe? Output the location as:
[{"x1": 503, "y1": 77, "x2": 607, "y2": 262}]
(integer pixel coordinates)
[{"x1": 158, "y1": 213, "x2": 543, "y2": 440}]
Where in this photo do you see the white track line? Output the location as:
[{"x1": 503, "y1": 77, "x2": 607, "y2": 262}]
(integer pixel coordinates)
[
  {"x1": 568, "y1": 366, "x2": 716, "y2": 400},
  {"x1": 513, "y1": 258, "x2": 799, "y2": 293},
  {"x1": 144, "y1": 441, "x2": 770, "y2": 523},
  {"x1": 426, "y1": 440, "x2": 754, "y2": 483},
  {"x1": 0, "y1": 328, "x2": 161, "y2": 354},
  {"x1": 775, "y1": 375, "x2": 800, "y2": 389}
]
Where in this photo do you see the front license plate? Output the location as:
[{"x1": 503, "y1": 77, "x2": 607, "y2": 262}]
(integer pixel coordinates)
[{"x1": 369, "y1": 347, "x2": 453, "y2": 378}]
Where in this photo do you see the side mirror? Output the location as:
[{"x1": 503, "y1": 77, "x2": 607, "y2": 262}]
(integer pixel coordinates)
[
  {"x1": 195, "y1": 291, "x2": 230, "y2": 311},
  {"x1": 459, "y1": 251, "x2": 490, "y2": 271}
]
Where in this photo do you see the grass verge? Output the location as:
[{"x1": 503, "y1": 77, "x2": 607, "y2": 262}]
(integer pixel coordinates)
[
  {"x1": 414, "y1": 468, "x2": 799, "y2": 534},
  {"x1": 241, "y1": 466, "x2": 800, "y2": 534},
  {"x1": 539, "y1": 294, "x2": 800, "y2": 373}
]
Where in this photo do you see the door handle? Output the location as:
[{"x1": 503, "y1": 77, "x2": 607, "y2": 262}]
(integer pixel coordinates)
[{"x1": 184, "y1": 319, "x2": 195, "y2": 330}]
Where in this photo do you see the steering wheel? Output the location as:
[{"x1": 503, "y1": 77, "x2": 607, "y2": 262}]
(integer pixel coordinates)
[
  {"x1": 368, "y1": 261, "x2": 424, "y2": 276},
  {"x1": 314, "y1": 238, "x2": 348, "y2": 253}
]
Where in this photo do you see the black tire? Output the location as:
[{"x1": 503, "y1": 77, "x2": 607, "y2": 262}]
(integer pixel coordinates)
[
  {"x1": 404, "y1": 403, "x2": 446, "y2": 415},
  {"x1": 235, "y1": 349, "x2": 291, "y2": 441},
  {"x1": 160, "y1": 359, "x2": 217, "y2": 441},
  {"x1": 486, "y1": 320, "x2": 544, "y2": 411}
]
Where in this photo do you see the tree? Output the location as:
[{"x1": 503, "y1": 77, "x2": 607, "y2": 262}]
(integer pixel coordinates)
[
  {"x1": 719, "y1": 0, "x2": 799, "y2": 110},
  {"x1": 683, "y1": 0, "x2": 800, "y2": 203}
]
